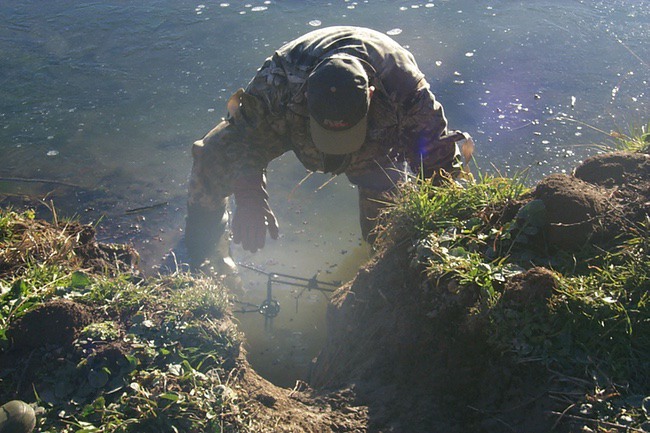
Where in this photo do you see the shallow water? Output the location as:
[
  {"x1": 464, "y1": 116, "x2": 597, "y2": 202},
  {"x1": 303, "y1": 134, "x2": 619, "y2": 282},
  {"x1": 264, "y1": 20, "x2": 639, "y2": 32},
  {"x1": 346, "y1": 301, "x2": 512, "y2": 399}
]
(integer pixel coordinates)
[{"x1": 1, "y1": 0, "x2": 648, "y2": 387}]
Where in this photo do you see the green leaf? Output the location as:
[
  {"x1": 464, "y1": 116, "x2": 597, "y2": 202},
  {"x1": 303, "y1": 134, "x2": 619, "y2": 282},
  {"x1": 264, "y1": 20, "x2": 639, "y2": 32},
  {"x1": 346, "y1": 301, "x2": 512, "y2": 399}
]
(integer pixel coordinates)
[
  {"x1": 159, "y1": 392, "x2": 180, "y2": 402},
  {"x1": 80, "y1": 403, "x2": 95, "y2": 418},
  {"x1": 516, "y1": 199, "x2": 547, "y2": 228},
  {"x1": 182, "y1": 360, "x2": 193, "y2": 374},
  {"x1": 125, "y1": 354, "x2": 139, "y2": 369},
  {"x1": 70, "y1": 271, "x2": 92, "y2": 289},
  {"x1": 10, "y1": 279, "x2": 28, "y2": 297}
]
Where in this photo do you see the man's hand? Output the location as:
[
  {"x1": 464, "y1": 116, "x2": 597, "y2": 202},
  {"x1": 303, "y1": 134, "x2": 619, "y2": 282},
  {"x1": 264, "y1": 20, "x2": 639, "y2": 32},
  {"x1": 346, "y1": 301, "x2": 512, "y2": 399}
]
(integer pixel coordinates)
[
  {"x1": 414, "y1": 130, "x2": 473, "y2": 180},
  {"x1": 232, "y1": 172, "x2": 279, "y2": 252}
]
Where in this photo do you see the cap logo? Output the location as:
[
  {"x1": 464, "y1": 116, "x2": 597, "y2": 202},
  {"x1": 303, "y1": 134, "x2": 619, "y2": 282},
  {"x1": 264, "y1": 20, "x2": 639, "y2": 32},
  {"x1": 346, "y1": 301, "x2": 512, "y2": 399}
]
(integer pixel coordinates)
[{"x1": 322, "y1": 119, "x2": 350, "y2": 130}]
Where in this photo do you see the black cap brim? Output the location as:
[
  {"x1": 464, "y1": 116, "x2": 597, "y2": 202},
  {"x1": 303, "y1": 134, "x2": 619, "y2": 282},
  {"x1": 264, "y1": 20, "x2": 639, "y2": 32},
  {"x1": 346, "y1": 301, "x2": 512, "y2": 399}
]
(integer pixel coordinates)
[{"x1": 310, "y1": 114, "x2": 367, "y2": 155}]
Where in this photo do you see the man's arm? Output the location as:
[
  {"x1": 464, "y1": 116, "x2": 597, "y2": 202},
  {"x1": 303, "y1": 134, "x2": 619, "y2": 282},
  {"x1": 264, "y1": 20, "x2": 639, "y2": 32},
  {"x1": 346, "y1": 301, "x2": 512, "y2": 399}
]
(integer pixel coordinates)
[
  {"x1": 401, "y1": 82, "x2": 466, "y2": 180},
  {"x1": 185, "y1": 85, "x2": 289, "y2": 267}
]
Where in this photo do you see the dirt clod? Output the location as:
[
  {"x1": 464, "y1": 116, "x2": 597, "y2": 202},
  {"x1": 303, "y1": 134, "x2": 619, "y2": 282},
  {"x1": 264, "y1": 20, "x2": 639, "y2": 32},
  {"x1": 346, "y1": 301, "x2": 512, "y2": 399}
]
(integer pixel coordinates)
[
  {"x1": 501, "y1": 266, "x2": 558, "y2": 305},
  {"x1": 7, "y1": 299, "x2": 93, "y2": 350},
  {"x1": 532, "y1": 173, "x2": 609, "y2": 250}
]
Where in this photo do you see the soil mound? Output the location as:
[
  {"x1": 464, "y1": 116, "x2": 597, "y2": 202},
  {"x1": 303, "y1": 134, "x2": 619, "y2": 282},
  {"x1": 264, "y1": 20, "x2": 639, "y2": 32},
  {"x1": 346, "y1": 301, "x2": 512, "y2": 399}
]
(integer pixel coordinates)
[
  {"x1": 574, "y1": 151, "x2": 649, "y2": 186},
  {"x1": 7, "y1": 299, "x2": 93, "y2": 350},
  {"x1": 310, "y1": 151, "x2": 650, "y2": 432},
  {"x1": 531, "y1": 174, "x2": 609, "y2": 250}
]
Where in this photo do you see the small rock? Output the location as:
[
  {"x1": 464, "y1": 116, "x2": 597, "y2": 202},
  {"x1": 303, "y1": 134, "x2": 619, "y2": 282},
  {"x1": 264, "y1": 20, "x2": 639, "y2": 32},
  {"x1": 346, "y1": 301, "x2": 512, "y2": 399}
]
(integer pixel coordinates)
[
  {"x1": 0, "y1": 400, "x2": 36, "y2": 433},
  {"x1": 643, "y1": 396, "x2": 650, "y2": 416}
]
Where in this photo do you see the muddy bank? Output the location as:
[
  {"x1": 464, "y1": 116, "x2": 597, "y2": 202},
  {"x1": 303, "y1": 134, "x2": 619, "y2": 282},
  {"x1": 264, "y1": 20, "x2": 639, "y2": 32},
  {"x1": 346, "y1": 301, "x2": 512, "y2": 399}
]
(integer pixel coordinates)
[
  {"x1": 1, "y1": 150, "x2": 649, "y2": 432},
  {"x1": 311, "y1": 151, "x2": 650, "y2": 432},
  {"x1": 0, "y1": 208, "x2": 369, "y2": 432}
]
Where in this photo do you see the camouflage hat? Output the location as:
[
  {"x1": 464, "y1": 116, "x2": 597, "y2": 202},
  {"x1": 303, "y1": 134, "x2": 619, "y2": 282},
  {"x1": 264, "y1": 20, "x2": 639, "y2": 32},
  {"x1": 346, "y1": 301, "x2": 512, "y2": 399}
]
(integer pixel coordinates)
[{"x1": 307, "y1": 54, "x2": 370, "y2": 155}]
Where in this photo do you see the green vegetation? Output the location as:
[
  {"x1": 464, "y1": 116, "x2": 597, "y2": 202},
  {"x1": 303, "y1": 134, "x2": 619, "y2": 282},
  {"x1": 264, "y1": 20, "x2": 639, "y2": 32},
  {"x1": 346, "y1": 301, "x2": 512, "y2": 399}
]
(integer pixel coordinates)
[
  {"x1": 609, "y1": 121, "x2": 650, "y2": 153},
  {"x1": 381, "y1": 136, "x2": 649, "y2": 428},
  {"x1": 383, "y1": 171, "x2": 528, "y2": 241},
  {"x1": 1, "y1": 125, "x2": 648, "y2": 432},
  {"x1": 0, "y1": 209, "x2": 252, "y2": 433}
]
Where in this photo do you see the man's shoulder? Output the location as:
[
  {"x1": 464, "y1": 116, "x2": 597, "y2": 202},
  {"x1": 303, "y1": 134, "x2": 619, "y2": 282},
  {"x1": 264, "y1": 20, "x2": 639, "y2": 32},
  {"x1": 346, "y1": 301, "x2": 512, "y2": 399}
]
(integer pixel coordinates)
[
  {"x1": 276, "y1": 26, "x2": 425, "y2": 97},
  {"x1": 276, "y1": 27, "x2": 408, "y2": 66}
]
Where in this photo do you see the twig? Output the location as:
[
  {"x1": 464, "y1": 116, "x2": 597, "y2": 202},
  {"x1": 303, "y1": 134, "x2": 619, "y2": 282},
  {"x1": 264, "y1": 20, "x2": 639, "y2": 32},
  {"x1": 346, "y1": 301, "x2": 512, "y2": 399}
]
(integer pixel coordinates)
[
  {"x1": 288, "y1": 380, "x2": 309, "y2": 398},
  {"x1": 550, "y1": 403, "x2": 576, "y2": 431},
  {"x1": 315, "y1": 174, "x2": 338, "y2": 192},
  {"x1": 610, "y1": 33, "x2": 649, "y2": 69},
  {"x1": 467, "y1": 405, "x2": 517, "y2": 433},
  {"x1": 547, "y1": 367, "x2": 594, "y2": 386},
  {"x1": 509, "y1": 120, "x2": 537, "y2": 132},
  {"x1": 553, "y1": 116, "x2": 612, "y2": 137},
  {"x1": 0, "y1": 176, "x2": 84, "y2": 188},
  {"x1": 548, "y1": 411, "x2": 645, "y2": 432},
  {"x1": 287, "y1": 171, "x2": 314, "y2": 200},
  {"x1": 125, "y1": 202, "x2": 168, "y2": 215}
]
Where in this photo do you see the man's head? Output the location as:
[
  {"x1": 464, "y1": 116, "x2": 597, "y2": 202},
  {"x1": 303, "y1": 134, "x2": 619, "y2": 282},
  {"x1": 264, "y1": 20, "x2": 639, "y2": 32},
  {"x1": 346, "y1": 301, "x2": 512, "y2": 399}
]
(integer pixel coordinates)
[{"x1": 307, "y1": 54, "x2": 372, "y2": 155}]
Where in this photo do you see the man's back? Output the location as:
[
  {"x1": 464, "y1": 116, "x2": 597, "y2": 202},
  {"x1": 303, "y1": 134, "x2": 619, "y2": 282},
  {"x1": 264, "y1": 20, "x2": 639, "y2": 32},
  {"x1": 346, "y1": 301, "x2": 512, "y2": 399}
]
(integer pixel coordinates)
[{"x1": 274, "y1": 26, "x2": 425, "y2": 101}]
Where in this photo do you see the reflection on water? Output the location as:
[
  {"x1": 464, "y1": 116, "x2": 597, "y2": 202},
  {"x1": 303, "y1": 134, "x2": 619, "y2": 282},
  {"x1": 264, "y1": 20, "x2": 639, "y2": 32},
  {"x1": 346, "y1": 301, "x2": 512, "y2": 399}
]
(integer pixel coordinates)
[{"x1": 1, "y1": 0, "x2": 648, "y2": 386}]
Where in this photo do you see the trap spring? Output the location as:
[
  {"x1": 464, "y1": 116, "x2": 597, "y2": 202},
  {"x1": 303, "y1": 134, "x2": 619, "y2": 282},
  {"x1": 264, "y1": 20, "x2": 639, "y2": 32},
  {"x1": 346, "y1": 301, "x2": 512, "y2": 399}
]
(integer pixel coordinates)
[{"x1": 233, "y1": 263, "x2": 340, "y2": 329}]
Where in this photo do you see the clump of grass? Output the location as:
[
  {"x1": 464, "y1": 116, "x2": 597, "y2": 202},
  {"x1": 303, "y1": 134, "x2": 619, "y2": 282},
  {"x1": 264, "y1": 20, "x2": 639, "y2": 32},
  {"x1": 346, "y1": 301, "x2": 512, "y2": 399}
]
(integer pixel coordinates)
[
  {"x1": 392, "y1": 140, "x2": 649, "y2": 428},
  {"x1": 1, "y1": 208, "x2": 85, "y2": 277},
  {"x1": 486, "y1": 228, "x2": 650, "y2": 377},
  {"x1": 380, "y1": 171, "x2": 529, "y2": 243},
  {"x1": 402, "y1": 172, "x2": 649, "y2": 379},
  {"x1": 554, "y1": 230, "x2": 650, "y2": 383},
  {"x1": 65, "y1": 274, "x2": 243, "y2": 433},
  {"x1": 0, "y1": 208, "x2": 256, "y2": 433},
  {"x1": 610, "y1": 121, "x2": 650, "y2": 153},
  {"x1": 381, "y1": 170, "x2": 532, "y2": 301}
]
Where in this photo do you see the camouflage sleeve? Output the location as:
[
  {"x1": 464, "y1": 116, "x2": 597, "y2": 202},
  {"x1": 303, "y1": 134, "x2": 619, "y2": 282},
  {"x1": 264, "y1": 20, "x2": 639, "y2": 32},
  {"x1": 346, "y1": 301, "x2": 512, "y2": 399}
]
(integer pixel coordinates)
[
  {"x1": 185, "y1": 58, "x2": 296, "y2": 266},
  {"x1": 186, "y1": 123, "x2": 231, "y2": 268},
  {"x1": 237, "y1": 54, "x2": 308, "y2": 172},
  {"x1": 230, "y1": 66, "x2": 294, "y2": 175},
  {"x1": 401, "y1": 81, "x2": 462, "y2": 180}
]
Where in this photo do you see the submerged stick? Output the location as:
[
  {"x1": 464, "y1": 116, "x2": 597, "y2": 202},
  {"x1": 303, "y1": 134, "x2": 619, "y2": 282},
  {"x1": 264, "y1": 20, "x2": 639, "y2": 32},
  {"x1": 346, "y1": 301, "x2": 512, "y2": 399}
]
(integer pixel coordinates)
[
  {"x1": 548, "y1": 411, "x2": 645, "y2": 432},
  {"x1": 315, "y1": 174, "x2": 338, "y2": 192},
  {"x1": 125, "y1": 202, "x2": 169, "y2": 215},
  {"x1": 287, "y1": 171, "x2": 314, "y2": 200},
  {"x1": 0, "y1": 176, "x2": 83, "y2": 188}
]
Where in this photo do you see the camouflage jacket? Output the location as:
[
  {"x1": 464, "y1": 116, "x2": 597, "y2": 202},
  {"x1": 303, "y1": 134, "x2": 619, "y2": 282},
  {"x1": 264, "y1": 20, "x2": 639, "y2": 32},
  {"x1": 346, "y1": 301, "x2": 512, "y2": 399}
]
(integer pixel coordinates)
[{"x1": 193, "y1": 26, "x2": 462, "y2": 201}]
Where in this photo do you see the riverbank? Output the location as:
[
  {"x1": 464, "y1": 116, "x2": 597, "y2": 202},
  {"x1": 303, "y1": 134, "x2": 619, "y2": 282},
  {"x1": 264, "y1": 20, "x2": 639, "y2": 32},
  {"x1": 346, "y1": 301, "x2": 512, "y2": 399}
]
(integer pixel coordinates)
[{"x1": 1, "y1": 128, "x2": 649, "y2": 432}]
